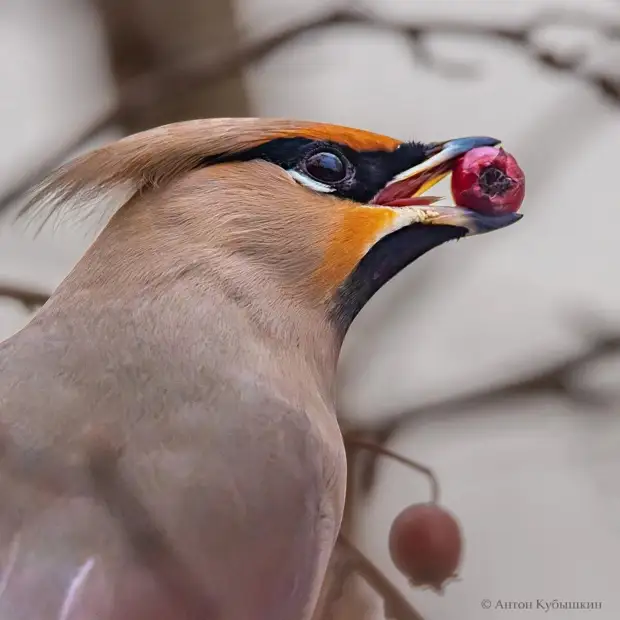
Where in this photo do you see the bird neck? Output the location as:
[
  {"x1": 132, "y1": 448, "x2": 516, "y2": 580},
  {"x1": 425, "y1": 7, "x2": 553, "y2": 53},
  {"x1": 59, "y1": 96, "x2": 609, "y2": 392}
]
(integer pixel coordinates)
[{"x1": 47, "y1": 225, "x2": 343, "y2": 407}]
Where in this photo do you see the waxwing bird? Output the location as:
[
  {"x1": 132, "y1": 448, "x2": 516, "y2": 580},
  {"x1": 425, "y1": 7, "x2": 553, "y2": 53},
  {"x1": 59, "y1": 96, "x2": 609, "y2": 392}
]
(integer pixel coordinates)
[{"x1": 0, "y1": 118, "x2": 521, "y2": 620}]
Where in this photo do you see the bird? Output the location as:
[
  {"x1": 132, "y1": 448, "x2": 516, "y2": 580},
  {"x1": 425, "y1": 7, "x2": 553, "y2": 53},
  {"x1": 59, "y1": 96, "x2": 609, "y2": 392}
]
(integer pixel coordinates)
[{"x1": 0, "y1": 118, "x2": 521, "y2": 620}]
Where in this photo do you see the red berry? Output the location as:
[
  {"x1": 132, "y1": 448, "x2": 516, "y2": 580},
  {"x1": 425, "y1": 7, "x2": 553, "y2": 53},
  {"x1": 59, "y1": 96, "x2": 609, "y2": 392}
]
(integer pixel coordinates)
[
  {"x1": 451, "y1": 146, "x2": 525, "y2": 215},
  {"x1": 388, "y1": 503, "x2": 463, "y2": 593}
]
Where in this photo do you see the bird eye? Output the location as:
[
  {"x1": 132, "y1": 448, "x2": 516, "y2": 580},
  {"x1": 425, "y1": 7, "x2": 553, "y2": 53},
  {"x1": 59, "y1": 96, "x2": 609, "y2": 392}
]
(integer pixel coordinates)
[{"x1": 302, "y1": 151, "x2": 348, "y2": 184}]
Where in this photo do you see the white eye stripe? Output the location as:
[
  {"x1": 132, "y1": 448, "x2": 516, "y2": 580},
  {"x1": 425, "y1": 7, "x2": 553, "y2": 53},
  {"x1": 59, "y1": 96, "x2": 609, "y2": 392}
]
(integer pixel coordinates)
[{"x1": 287, "y1": 169, "x2": 336, "y2": 194}]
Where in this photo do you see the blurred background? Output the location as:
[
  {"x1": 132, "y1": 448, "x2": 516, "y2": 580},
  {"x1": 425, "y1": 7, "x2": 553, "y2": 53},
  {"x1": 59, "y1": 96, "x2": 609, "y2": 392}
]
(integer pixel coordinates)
[{"x1": 2, "y1": 0, "x2": 620, "y2": 618}]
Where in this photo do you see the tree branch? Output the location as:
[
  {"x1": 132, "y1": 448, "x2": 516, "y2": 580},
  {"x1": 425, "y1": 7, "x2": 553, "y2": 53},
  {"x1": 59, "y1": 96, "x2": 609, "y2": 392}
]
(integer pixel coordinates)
[
  {"x1": 1, "y1": 6, "x2": 620, "y2": 214},
  {"x1": 0, "y1": 284, "x2": 51, "y2": 311},
  {"x1": 356, "y1": 323, "x2": 620, "y2": 493}
]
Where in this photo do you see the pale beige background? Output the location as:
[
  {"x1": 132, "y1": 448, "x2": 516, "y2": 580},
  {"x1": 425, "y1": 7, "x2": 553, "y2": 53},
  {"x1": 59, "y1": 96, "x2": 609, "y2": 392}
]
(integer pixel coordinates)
[{"x1": 1, "y1": 0, "x2": 620, "y2": 618}]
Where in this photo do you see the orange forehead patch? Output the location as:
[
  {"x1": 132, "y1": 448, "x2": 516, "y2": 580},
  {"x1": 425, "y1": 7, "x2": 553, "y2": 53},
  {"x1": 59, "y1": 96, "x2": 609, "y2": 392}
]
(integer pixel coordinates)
[
  {"x1": 270, "y1": 123, "x2": 403, "y2": 153},
  {"x1": 311, "y1": 205, "x2": 399, "y2": 298}
]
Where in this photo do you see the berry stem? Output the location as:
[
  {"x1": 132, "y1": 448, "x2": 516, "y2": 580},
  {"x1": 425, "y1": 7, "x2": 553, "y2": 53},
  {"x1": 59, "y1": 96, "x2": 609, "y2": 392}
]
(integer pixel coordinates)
[{"x1": 345, "y1": 439, "x2": 440, "y2": 503}]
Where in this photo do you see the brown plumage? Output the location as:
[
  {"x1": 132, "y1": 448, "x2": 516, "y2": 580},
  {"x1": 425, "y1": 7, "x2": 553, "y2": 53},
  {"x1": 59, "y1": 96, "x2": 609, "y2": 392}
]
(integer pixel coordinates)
[{"x1": 0, "y1": 118, "x2": 521, "y2": 620}]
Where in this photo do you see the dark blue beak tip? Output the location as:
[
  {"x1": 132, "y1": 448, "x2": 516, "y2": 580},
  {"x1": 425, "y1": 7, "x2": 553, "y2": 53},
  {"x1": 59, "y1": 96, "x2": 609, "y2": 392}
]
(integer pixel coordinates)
[
  {"x1": 499, "y1": 212, "x2": 523, "y2": 226},
  {"x1": 438, "y1": 136, "x2": 502, "y2": 159},
  {"x1": 491, "y1": 211, "x2": 523, "y2": 225},
  {"x1": 462, "y1": 136, "x2": 501, "y2": 149},
  {"x1": 467, "y1": 209, "x2": 523, "y2": 234}
]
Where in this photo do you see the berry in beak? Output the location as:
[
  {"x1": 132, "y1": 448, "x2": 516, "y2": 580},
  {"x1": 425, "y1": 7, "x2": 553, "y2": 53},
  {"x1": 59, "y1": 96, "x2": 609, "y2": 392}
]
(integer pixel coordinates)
[
  {"x1": 451, "y1": 146, "x2": 525, "y2": 215},
  {"x1": 371, "y1": 136, "x2": 523, "y2": 236}
]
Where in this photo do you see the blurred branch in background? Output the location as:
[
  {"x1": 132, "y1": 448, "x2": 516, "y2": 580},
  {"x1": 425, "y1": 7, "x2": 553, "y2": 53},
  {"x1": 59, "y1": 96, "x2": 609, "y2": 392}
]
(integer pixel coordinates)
[
  {"x1": 2, "y1": 5, "x2": 620, "y2": 213},
  {"x1": 348, "y1": 320, "x2": 620, "y2": 494},
  {"x1": 0, "y1": 284, "x2": 51, "y2": 312}
]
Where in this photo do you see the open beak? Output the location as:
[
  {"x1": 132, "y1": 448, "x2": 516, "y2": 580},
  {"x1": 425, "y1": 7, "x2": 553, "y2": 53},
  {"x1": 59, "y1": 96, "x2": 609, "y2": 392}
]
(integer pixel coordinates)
[{"x1": 371, "y1": 136, "x2": 522, "y2": 236}]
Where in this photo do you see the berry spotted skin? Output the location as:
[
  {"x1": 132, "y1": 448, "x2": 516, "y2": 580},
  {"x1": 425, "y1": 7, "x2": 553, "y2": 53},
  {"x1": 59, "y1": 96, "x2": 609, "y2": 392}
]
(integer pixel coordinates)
[{"x1": 451, "y1": 147, "x2": 525, "y2": 215}]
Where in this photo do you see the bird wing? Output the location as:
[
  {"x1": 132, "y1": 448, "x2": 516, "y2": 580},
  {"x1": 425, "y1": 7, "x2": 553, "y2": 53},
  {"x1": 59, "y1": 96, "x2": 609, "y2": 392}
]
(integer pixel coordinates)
[
  {"x1": 0, "y1": 319, "x2": 225, "y2": 620},
  {"x1": 0, "y1": 438, "x2": 219, "y2": 620}
]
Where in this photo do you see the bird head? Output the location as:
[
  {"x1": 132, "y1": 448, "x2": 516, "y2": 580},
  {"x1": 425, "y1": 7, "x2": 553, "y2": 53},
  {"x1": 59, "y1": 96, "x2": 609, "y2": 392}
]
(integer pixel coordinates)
[{"x1": 24, "y1": 118, "x2": 521, "y2": 340}]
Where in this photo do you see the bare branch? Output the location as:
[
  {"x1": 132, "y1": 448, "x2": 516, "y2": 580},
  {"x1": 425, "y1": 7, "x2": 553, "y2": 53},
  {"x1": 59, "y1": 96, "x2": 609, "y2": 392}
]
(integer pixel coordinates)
[
  {"x1": 2, "y1": 6, "x2": 620, "y2": 214},
  {"x1": 0, "y1": 284, "x2": 51, "y2": 311},
  {"x1": 356, "y1": 325, "x2": 620, "y2": 493}
]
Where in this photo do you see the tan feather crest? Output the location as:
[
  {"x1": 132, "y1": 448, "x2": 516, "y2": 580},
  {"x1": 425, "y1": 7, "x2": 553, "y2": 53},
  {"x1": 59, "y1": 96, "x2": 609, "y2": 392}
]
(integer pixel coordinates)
[{"x1": 19, "y1": 117, "x2": 403, "y2": 228}]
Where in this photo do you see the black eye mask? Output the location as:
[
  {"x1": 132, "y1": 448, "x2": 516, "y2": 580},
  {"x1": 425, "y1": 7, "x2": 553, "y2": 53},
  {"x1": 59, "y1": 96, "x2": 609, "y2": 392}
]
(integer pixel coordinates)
[{"x1": 201, "y1": 137, "x2": 430, "y2": 204}]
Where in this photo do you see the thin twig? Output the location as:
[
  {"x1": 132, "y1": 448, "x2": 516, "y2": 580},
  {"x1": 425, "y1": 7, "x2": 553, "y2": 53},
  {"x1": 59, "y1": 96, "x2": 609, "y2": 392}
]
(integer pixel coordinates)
[
  {"x1": 338, "y1": 533, "x2": 425, "y2": 620},
  {"x1": 345, "y1": 437, "x2": 440, "y2": 503},
  {"x1": 2, "y1": 6, "x2": 620, "y2": 214}
]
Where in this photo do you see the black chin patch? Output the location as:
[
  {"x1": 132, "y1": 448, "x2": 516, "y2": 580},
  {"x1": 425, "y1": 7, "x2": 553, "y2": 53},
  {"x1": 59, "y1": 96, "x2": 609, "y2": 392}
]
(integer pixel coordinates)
[{"x1": 330, "y1": 224, "x2": 467, "y2": 335}]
